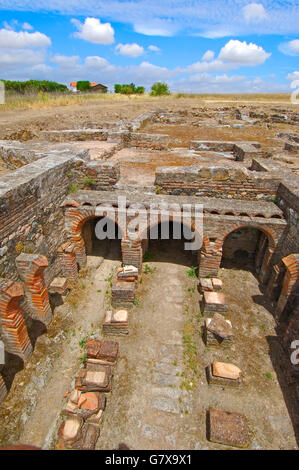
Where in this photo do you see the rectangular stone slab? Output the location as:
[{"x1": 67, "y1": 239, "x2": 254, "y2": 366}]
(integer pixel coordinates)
[
  {"x1": 207, "y1": 365, "x2": 242, "y2": 387},
  {"x1": 208, "y1": 408, "x2": 250, "y2": 448}
]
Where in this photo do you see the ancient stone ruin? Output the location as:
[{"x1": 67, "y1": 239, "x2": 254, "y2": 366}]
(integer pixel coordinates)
[{"x1": 0, "y1": 105, "x2": 298, "y2": 450}]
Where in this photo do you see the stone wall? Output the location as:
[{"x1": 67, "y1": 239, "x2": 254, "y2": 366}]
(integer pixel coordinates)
[
  {"x1": 0, "y1": 155, "x2": 120, "y2": 283},
  {"x1": 155, "y1": 165, "x2": 279, "y2": 200}
]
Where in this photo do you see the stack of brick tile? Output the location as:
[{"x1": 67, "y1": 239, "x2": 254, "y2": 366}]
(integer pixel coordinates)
[
  {"x1": 103, "y1": 309, "x2": 129, "y2": 336},
  {"x1": 205, "y1": 314, "x2": 233, "y2": 348},
  {"x1": 199, "y1": 278, "x2": 223, "y2": 293},
  {"x1": 58, "y1": 242, "x2": 78, "y2": 281},
  {"x1": 201, "y1": 292, "x2": 227, "y2": 316},
  {"x1": 117, "y1": 265, "x2": 138, "y2": 281},
  {"x1": 57, "y1": 339, "x2": 119, "y2": 450},
  {"x1": 112, "y1": 279, "x2": 136, "y2": 305},
  {"x1": 121, "y1": 238, "x2": 143, "y2": 270},
  {"x1": 0, "y1": 279, "x2": 33, "y2": 361},
  {"x1": 15, "y1": 253, "x2": 52, "y2": 326}
]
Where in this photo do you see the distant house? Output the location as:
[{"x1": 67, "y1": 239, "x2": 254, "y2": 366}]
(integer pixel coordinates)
[
  {"x1": 90, "y1": 83, "x2": 108, "y2": 93},
  {"x1": 70, "y1": 82, "x2": 77, "y2": 92},
  {"x1": 69, "y1": 82, "x2": 108, "y2": 93}
]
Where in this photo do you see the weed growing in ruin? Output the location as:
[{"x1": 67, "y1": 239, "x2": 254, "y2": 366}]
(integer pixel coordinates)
[
  {"x1": 187, "y1": 266, "x2": 197, "y2": 278},
  {"x1": 144, "y1": 264, "x2": 156, "y2": 274},
  {"x1": 80, "y1": 352, "x2": 86, "y2": 365},
  {"x1": 82, "y1": 177, "x2": 95, "y2": 187},
  {"x1": 68, "y1": 183, "x2": 79, "y2": 194},
  {"x1": 134, "y1": 298, "x2": 140, "y2": 307},
  {"x1": 265, "y1": 372, "x2": 274, "y2": 380},
  {"x1": 79, "y1": 336, "x2": 87, "y2": 348}
]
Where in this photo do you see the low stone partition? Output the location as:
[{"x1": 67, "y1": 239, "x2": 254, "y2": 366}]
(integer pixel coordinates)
[
  {"x1": 233, "y1": 143, "x2": 263, "y2": 161},
  {"x1": 154, "y1": 165, "x2": 278, "y2": 200},
  {"x1": 190, "y1": 140, "x2": 260, "y2": 153},
  {"x1": 41, "y1": 129, "x2": 109, "y2": 142},
  {"x1": 129, "y1": 132, "x2": 169, "y2": 150}
]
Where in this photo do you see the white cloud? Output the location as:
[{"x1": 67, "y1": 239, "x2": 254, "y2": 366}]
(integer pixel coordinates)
[
  {"x1": 0, "y1": 27, "x2": 51, "y2": 48},
  {"x1": 22, "y1": 22, "x2": 33, "y2": 30},
  {"x1": 0, "y1": 48, "x2": 45, "y2": 68},
  {"x1": 287, "y1": 71, "x2": 299, "y2": 82},
  {"x1": 279, "y1": 39, "x2": 299, "y2": 56},
  {"x1": 202, "y1": 50, "x2": 215, "y2": 61},
  {"x1": 148, "y1": 45, "x2": 160, "y2": 52},
  {"x1": 51, "y1": 54, "x2": 80, "y2": 67},
  {"x1": 72, "y1": 17, "x2": 114, "y2": 44},
  {"x1": 1, "y1": 1, "x2": 297, "y2": 37},
  {"x1": 243, "y1": 3, "x2": 267, "y2": 23},
  {"x1": 134, "y1": 18, "x2": 178, "y2": 37},
  {"x1": 115, "y1": 43, "x2": 144, "y2": 58},
  {"x1": 218, "y1": 39, "x2": 271, "y2": 65},
  {"x1": 183, "y1": 39, "x2": 271, "y2": 75}
]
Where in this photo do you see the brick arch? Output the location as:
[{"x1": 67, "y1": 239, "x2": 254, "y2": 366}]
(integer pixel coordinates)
[
  {"x1": 214, "y1": 223, "x2": 276, "y2": 251},
  {"x1": 65, "y1": 207, "x2": 123, "y2": 266}
]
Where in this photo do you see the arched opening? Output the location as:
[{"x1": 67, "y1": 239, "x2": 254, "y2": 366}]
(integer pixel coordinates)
[
  {"x1": 221, "y1": 227, "x2": 269, "y2": 272},
  {"x1": 143, "y1": 220, "x2": 198, "y2": 267},
  {"x1": 81, "y1": 216, "x2": 122, "y2": 260}
]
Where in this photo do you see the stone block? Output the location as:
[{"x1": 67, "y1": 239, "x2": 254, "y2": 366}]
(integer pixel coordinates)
[
  {"x1": 207, "y1": 363, "x2": 242, "y2": 386},
  {"x1": 85, "y1": 338, "x2": 119, "y2": 363},
  {"x1": 49, "y1": 277, "x2": 69, "y2": 295},
  {"x1": 205, "y1": 317, "x2": 233, "y2": 348},
  {"x1": 201, "y1": 292, "x2": 227, "y2": 315},
  {"x1": 199, "y1": 278, "x2": 213, "y2": 293},
  {"x1": 112, "y1": 279, "x2": 135, "y2": 305},
  {"x1": 207, "y1": 408, "x2": 250, "y2": 448},
  {"x1": 212, "y1": 278, "x2": 223, "y2": 291}
]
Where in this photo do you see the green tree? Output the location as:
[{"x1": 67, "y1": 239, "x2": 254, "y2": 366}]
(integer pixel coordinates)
[
  {"x1": 76, "y1": 81, "x2": 91, "y2": 92},
  {"x1": 150, "y1": 82, "x2": 170, "y2": 96}
]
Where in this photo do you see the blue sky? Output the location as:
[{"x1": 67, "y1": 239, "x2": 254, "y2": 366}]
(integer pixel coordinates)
[{"x1": 0, "y1": 1, "x2": 298, "y2": 92}]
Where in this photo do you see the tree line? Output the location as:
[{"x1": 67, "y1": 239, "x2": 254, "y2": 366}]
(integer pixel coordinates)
[
  {"x1": 1, "y1": 79, "x2": 171, "y2": 95},
  {"x1": 1, "y1": 79, "x2": 68, "y2": 93},
  {"x1": 114, "y1": 82, "x2": 170, "y2": 95}
]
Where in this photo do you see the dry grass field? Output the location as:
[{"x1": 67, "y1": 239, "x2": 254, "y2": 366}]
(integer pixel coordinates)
[{"x1": 0, "y1": 91, "x2": 294, "y2": 112}]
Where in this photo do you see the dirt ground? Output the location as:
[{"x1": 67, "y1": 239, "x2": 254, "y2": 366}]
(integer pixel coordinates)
[
  {"x1": 0, "y1": 95, "x2": 296, "y2": 141},
  {"x1": 0, "y1": 240, "x2": 297, "y2": 449}
]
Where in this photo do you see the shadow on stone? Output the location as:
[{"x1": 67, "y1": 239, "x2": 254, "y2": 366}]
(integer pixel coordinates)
[{"x1": 266, "y1": 335, "x2": 299, "y2": 447}]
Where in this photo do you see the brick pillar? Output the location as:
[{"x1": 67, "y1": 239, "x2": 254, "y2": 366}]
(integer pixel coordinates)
[
  {"x1": 0, "y1": 374, "x2": 7, "y2": 405},
  {"x1": 255, "y1": 233, "x2": 268, "y2": 274},
  {"x1": 0, "y1": 279, "x2": 33, "y2": 361},
  {"x1": 276, "y1": 254, "x2": 299, "y2": 319},
  {"x1": 121, "y1": 234, "x2": 143, "y2": 270},
  {"x1": 58, "y1": 242, "x2": 79, "y2": 280},
  {"x1": 258, "y1": 247, "x2": 273, "y2": 285},
  {"x1": 71, "y1": 234, "x2": 87, "y2": 267},
  {"x1": 16, "y1": 254, "x2": 52, "y2": 326},
  {"x1": 198, "y1": 243, "x2": 222, "y2": 277},
  {"x1": 265, "y1": 264, "x2": 281, "y2": 300}
]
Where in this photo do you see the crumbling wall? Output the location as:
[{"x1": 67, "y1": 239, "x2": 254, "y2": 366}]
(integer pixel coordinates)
[
  {"x1": 155, "y1": 165, "x2": 279, "y2": 200},
  {"x1": 0, "y1": 155, "x2": 120, "y2": 283}
]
